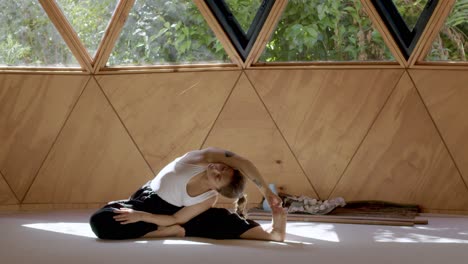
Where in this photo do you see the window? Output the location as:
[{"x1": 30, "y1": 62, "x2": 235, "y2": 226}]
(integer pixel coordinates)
[
  {"x1": 225, "y1": 0, "x2": 264, "y2": 34},
  {"x1": 425, "y1": 0, "x2": 467, "y2": 61},
  {"x1": 259, "y1": 0, "x2": 395, "y2": 62},
  {"x1": 0, "y1": 0, "x2": 78, "y2": 67},
  {"x1": 107, "y1": 0, "x2": 230, "y2": 66},
  {"x1": 392, "y1": 0, "x2": 429, "y2": 31},
  {"x1": 55, "y1": 0, "x2": 119, "y2": 57}
]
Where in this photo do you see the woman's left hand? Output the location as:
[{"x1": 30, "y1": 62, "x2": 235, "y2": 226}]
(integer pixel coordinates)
[{"x1": 113, "y1": 208, "x2": 146, "y2": 224}]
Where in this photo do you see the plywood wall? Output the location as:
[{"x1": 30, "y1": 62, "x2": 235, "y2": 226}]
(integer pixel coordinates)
[{"x1": 1, "y1": 69, "x2": 468, "y2": 214}]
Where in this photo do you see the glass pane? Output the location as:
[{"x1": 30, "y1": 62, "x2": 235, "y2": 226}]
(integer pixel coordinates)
[
  {"x1": 0, "y1": 0, "x2": 79, "y2": 67},
  {"x1": 425, "y1": 0, "x2": 467, "y2": 61},
  {"x1": 259, "y1": 0, "x2": 395, "y2": 62},
  {"x1": 392, "y1": 0, "x2": 428, "y2": 31},
  {"x1": 225, "y1": 0, "x2": 263, "y2": 34},
  {"x1": 55, "y1": 0, "x2": 119, "y2": 57},
  {"x1": 108, "y1": 0, "x2": 230, "y2": 66}
]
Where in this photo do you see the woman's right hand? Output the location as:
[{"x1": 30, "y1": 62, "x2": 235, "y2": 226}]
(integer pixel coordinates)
[
  {"x1": 113, "y1": 208, "x2": 146, "y2": 224},
  {"x1": 265, "y1": 188, "x2": 283, "y2": 209}
]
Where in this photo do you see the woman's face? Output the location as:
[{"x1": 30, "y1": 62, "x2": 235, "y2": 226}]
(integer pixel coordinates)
[{"x1": 207, "y1": 163, "x2": 234, "y2": 190}]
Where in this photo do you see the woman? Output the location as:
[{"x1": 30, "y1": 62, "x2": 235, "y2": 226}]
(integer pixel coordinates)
[{"x1": 89, "y1": 147, "x2": 287, "y2": 241}]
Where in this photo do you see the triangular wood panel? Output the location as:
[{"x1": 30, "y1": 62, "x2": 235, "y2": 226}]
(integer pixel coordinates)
[
  {"x1": 247, "y1": 69, "x2": 403, "y2": 199},
  {"x1": 0, "y1": 171, "x2": 18, "y2": 204},
  {"x1": 410, "y1": 70, "x2": 468, "y2": 186},
  {"x1": 203, "y1": 73, "x2": 319, "y2": 204},
  {"x1": 96, "y1": 71, "x2": 241, "y2": 174},
  {"x1": 0, "y1": 74, "x2": 89, "y2": 201},
  {"x1": 24, "y1": 78, "x2": 153, "y2": 203},
  {"x1": 330, "y1": 72, "x2": 468, "y2": 210}
]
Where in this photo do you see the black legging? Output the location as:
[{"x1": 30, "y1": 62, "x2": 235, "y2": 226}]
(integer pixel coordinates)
[{"x1": 89, "y1": 185, "x2": 259, "y2": 240}]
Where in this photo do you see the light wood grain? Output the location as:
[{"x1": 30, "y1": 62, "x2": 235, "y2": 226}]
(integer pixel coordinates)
[
  {"x1": 250, "y1": 61, "x2": 402, "y2": 69},
  {"x1": 97, "y1": 64, "x2": 239, "y2": 74},
  {"x1": 96, "y1": 71, "x2": 241, "y2": 177},
  {"x1": 247, "y1": 69, "x2": 404, "y2": 199},
  {"x1": 409, "y1": 69, "x2": 468, "y2": 187},
  {"x1": 411, "y1": 63, "x2": 468, "y2": 70},
  {"x1": 0, "y1": 74, "x2": 89, "y2": 200},
  {"x1": 248, "y1": 215, "x2": 414, "y2": 226},
  {"x1": 23, "y1": 78, "x2": 154, "y2": 203},
  {"x1": 330, "y1": 72, "x2": 468, "y2": 210},
  {"x1": 0, "y1": 68, "x2": 85, "y2": 73},
  {"x1": 203, "y1": 73, "x2": 319, "y2": 204},
  {"x1": 0, "y1": 171, "x2": 18, "y2": 204}
]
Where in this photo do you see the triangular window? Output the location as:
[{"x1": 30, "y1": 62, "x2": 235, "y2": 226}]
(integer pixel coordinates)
[
  {"x1": 55, "y1": 0, "x2": 119, "y2": 57},
  {"x1": 0, "y1": 1, "x2": 79, "y2": 67},
  {"x1": 206, "y1": 0, "x2": 275, "y2": 61},
  {"x1": 425, "y1": 0, "x2": 467, "y2": 61},
  {"x1": 225, "y1": 0, "x2": 264, "y2": 34},
  {"x1": 107, "y1": 0, "x2": 230, "y2": 66},
  {"x1": 259, "y1": 0, "x2": 395, "y2": 62},
  {"x1": 371, "y1": 0, "x2": 438, "y2": 59}
]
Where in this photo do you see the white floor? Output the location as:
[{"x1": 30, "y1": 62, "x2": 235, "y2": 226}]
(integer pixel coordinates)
[{"x1": 1, "y1": 210, "x2": 467, "y2": 264}]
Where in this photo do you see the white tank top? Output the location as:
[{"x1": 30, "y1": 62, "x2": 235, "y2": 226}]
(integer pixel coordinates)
[{"x1": 149, "y1": 154, "x2": 217, "y2": 207}]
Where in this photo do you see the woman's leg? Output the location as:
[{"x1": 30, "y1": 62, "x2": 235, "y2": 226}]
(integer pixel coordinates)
[
  {"x1": 239, "y1": 207, "x2": 287, "y2": 242},
  {"x1": 143, "y1": 225, "x2": 185, "y2": 238},
  {"x1": 182, "y1": 207, "x2": 286, "y2": 241},
  {"x1": 89, "y1": 206, "x2": 158, "y2": 240}
]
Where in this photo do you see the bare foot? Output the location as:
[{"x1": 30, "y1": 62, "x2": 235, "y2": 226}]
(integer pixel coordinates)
[{"x1": 269, "y1": 207, "x2": 287, "y2": 242}]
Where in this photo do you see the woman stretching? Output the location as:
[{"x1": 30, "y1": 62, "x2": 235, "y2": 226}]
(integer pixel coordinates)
[{"x1": 89, "y1": 147, "x2": 287, "y2": 241}]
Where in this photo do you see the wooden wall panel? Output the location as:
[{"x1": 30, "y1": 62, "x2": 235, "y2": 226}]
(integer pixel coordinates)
[
  {"x1": 96, "y1": 71, "x2": 241, "y2": 174},
  {"x1": 0, "y1": 74, "x2": 89, "y2": 200},
  {"x1": 23, "y1": 78, "x2": 153, "y2": 203},
  {"x1": 247, "y1": 69, "x2": 403, "y2": 199},
  {"x1": 0, "y1": 171, "x2": 18, "y2": 204},
  {"x1": 330, "y1": 72, "x2": 468, "y2": 210},
  {"x1": 203, "y1": 73, "x2": 319, "y2": 204},
  {"x1": 410, "y1": 70, "x2": 468, "y2": 186}
]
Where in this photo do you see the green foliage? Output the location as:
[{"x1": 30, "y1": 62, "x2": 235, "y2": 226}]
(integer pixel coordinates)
[
  {"x1": 427, "y1": 0, "x2": 467, "y2": 61},
  {"x1": 392, "y1": 0, "x2": 428, "y2": 30},
  {"x1": 225, "y1": 0, "x2": 263, "y2": 33},
  {"x1": 108, "y1": 0, "x2": 229, "y2": 65},
  {"x1": 1, "y1": 0, "x2": 465, "y2": 66},
  {"x1": 260, "y1": 0, "x2": 395, "y2": 62},
  {"x1": 56, "y1": 0, "x2": 118, "y2": 56},
  {"x1": 0, "y1": 0, "x2": 78, "y2": 66},
  {"x1": 0, "y1": 35, "x2": 31, "y2": 65}
]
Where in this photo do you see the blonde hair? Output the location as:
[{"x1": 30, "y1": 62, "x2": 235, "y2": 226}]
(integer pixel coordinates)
[
  {"x1": 217, "y1": 169, "x2": 248, "y2": 216},
  {"x1": 235, "y1": 194, "x2": 247, "y2": 217}
]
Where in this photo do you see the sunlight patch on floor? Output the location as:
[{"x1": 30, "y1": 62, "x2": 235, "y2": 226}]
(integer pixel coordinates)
[
  {"x1": 163, "y1": 239, "x2": 212, "y2": 245},
  {"x1": 374, "y1": 229, "x2": 468, "y2": 243},
  {"x1": 22, "y1": 223, "x2": 96, "y2": 238},
  {"x1": 285, "y1": 223, "x2": 340, "y2": 242}
]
